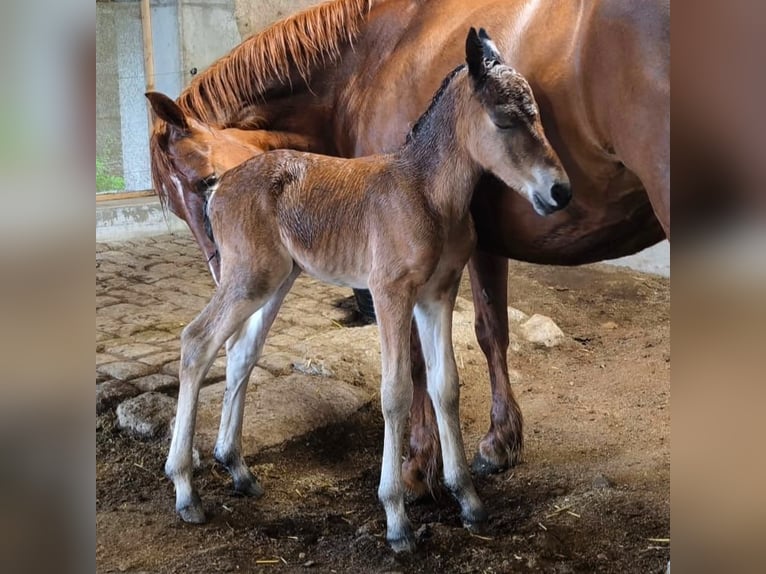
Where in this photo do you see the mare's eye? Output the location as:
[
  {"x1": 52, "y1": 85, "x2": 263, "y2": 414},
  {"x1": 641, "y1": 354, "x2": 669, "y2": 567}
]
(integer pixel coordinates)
[{"x1": 196, "y1": 174, "x2": 218, "y2": 193}]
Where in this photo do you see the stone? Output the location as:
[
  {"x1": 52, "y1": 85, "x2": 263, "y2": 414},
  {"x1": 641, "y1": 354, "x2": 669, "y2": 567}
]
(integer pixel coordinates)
[
  {"x1": 507, "y1": 306, "x2": 530, "y2": 323},
  {"x1": 106, "y1": 342, "x2": 162, "y2": 359},
  {"x1": 116, "y1": 392, "x2": 177, "y2": 439},
  {"x1": 132, "y1": 373, "x2": 178, "y2": 393},
  {"x1": 96, "y1": 380, "x2": 140, "y2": 414},
  {"x1": 194, "y1": 372, "x2": 371, "y2": 454},
  {"x1": 98, "y1": 361, "x2": 155, "y2": 381},
  {"x1": 519, "y1": 314, "x2": 566, "y2": 347}
]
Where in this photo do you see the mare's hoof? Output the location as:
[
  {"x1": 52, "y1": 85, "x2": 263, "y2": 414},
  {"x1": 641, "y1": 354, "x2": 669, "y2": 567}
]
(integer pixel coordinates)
[
  {"x1": 234, "y1": 477, "x2": 264, "y2": 499},
  {"x1": 388, "y1": 531, "x2": 416, "y2": 554},
  {"x1": 471, "y1": 452, "x2": 508, "y2": 476},
  {"x1": 178, "y1": 492, "x2": 206, "y2": 524}
]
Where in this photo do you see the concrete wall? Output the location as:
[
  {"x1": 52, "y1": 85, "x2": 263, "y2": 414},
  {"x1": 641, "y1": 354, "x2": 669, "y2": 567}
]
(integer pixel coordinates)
[
  {"x1": 96, "y1": 3, "x2": 125, "y2": 183},
  {"x1": 178, "y1": 0, "x2": 241, "y2": 84},
  {"x1": 233, "y1": 0, "x2": 323, "y2": 39}
]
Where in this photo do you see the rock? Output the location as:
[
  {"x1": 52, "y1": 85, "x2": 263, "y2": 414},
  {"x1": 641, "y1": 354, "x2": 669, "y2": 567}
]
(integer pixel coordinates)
[
  {"x1": 98, "y1": 361, "x2": 155, "y2": 381},
  {"x1": 96, "y1": 380, "x2": 140, "y2": 414},
  {"x1": 507, "y1": 306, "x2": 530, "y2": 323},
  {"x1": 116, "y1": 392, "x2": 177, "y2": 439},
  {"x1": 601, "y1": 321, "x2": 619, "y2": 330},
  {"x1": 292, "y1": 359, "x2": 334, "y2": 377},
  {"x1": 520, "y1": 314, "x2": 566, "y2": 347},
  {"x1": 132, "y1": 374, "x2": 178, "y2": 393},
  {"x1": 194, "y1": 372, "x2": 371, "y2": 454}
]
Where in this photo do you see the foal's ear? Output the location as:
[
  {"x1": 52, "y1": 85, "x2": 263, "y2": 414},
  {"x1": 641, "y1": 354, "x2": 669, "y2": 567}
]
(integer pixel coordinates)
[
  {"x1": 466, "y1": 27, "x2": 504, "y2": 83},
  {"x1": 477, "y1": 28, "x2": 503, "y2": 64},
  {"x1": 145, "y1": 92, "x2": 189, "y2": 132},
  {"x1": 466, "y1": 27, "x2": 486, "y2": 80}
]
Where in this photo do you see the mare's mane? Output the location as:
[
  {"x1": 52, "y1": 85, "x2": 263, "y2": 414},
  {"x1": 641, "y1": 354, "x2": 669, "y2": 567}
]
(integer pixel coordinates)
[
  {"x1": 179, "y1": 0, "x2": 373, "y2": 126},
  {"x1": 151, "y1": 0, "x2": 374, "y2": 209}
]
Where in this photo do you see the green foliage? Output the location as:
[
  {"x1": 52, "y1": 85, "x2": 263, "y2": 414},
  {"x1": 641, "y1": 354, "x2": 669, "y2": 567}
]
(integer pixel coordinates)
[{"x1": 96, "y1": 157, "x2": 125, "y2": 192}]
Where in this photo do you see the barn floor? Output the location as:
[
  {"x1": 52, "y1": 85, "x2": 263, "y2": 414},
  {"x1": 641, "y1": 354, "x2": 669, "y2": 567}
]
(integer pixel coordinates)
[{"x1": 96, "y1": 234, "x2": 669, "y2": 573}]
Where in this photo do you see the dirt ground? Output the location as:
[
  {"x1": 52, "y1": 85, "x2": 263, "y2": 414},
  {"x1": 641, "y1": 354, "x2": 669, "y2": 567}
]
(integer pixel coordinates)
[{"x1": 97, "y1": 259, "x2": 670, "y2": 573}]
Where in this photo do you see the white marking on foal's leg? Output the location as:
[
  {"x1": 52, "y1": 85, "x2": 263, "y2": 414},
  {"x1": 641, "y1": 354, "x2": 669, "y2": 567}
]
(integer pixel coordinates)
[
  {"x1": 414, "y1": 298, "x2": 487, "y2": 529},
  {"x1": 373, "y1": 292, "x2": 416, "y2": 552},
  {"x1": 165, "y1": 294, "x2": 264, "y2": 523},
  {"x1": 214, "y1": 268, "x2": 299, "y2": 496}
]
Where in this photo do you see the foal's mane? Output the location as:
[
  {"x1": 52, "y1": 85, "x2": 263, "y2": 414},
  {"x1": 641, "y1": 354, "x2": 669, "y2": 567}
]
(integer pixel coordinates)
[
  {"x1": 150, "y1": 0, "x2": 374, "y2": 209},
  {"x1": 406, "y1": 65, "x2": 466, "y2": 144}
]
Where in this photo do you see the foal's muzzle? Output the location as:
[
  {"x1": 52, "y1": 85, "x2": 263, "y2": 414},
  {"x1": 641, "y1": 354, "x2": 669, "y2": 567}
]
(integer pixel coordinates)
[
  {"x1": 551, "y1": 182, "x2": 572, "y2": 208},
  {"x1": 532, "y1": 181, "x2": 571, "y2": 215}
]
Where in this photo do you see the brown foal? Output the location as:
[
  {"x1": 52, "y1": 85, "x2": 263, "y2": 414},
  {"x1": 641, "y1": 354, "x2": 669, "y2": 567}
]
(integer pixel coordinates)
[{"x1": 163, "y1": 29, "x2": 569, "y2": 552}]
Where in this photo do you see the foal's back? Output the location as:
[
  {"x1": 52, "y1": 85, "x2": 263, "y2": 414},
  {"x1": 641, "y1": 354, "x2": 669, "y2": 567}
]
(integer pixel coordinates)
[{"x1": 209, "y1": 149, "x2": 441, "y2": 288}]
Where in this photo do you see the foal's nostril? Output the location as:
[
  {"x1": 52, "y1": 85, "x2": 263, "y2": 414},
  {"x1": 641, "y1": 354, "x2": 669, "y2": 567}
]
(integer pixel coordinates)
[{"x1": 551, "y1": 182, "x2": 572, "y2": 207}]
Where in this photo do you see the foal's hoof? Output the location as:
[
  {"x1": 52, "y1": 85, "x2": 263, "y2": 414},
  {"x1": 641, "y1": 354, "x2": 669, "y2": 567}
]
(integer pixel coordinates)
[
  {"x1": 462, "y1": 507, "x2": 489, "y2": 535},
  {"x1": 178, "y1": 492, "x2": 206, "y2": 524},
  {"x1": 471, "y1": 452, "x2": 508, "y2": 477},
  {"x1": 234, "y1": 477, "x2": 264, "y2": 499},
  {"x1": 388, "y1": 530, "x2": 416, "y2": 554}
]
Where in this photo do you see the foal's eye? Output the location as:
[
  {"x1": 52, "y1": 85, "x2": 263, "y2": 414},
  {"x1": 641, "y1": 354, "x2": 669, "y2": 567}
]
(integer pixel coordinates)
[{"x1": 493, "y1": 120, "x2": 519, "y2": 130}]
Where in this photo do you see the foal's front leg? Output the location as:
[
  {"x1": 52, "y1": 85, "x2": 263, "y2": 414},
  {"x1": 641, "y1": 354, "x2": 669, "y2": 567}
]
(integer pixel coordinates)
[
  {"x1": 467, "y1": 250, "x2": 524, "y2": 475},
  {"x1": 371, "y1": 287, "x2": 416, "y2": 553},
  {"x1": 414, "y1": 289, "x2": 487, "y2": 531},
  {"x1": 214, "y1": 266, "x2": 300, "y2": 496}
]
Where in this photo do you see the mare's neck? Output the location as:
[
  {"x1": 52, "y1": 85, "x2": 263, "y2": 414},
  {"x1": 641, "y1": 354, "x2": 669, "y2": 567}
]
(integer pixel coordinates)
[{"x1": 395, "y1": 81, "x2": 482, "y2": 222}]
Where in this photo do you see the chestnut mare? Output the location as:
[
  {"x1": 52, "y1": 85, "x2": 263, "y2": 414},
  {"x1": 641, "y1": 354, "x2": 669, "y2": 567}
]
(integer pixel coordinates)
[
  {"x1": 148, "y1": 0, "x2": 669, "y2": 495},
  {"x1": 164, "y1": 29, "x2": 569, "y2": 551}
]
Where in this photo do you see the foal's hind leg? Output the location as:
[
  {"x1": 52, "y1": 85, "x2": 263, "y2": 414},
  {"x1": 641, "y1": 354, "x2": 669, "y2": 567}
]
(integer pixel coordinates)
[
  {"x1": 214, "y1": 266, "x2": 301, "y2": 497},
  {"x1": 414, "y1": 289, "x2": 487, "y2": 531},
  {"x1": 467, "y1": 250, "x2": 524, "y2": 475},
  {"x1": 166, "y1": 289, "x2": 264, "y2": 523}
]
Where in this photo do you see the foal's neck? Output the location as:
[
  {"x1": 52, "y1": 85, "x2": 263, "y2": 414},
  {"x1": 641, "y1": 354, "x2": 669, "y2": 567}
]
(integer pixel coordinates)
[{"x1": 396, "y1": 76, "x2": 481, "y2": 222}]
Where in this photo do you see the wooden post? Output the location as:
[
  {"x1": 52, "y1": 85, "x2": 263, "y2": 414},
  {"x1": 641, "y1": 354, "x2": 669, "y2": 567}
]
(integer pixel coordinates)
[
  {"x1": 140, "y1": 0, "x2": 155, "y2": 93},
  {"x1": 140, "y1": 0, "x2": 156, "y2": 192}
]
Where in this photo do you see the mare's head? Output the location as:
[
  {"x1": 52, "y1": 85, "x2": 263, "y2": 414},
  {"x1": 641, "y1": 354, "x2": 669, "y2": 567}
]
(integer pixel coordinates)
[
  {"x1": 146, "y1": 92, "x2": 313, "y2": 282},
  {"x1": 462, "y1": 28, "x2": 571, "y2": 215}
]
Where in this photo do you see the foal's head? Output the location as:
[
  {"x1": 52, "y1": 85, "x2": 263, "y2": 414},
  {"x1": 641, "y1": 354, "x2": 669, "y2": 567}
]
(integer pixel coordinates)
[{"x1": 462, "y1": 28, "x2": 571, "y2": 215}]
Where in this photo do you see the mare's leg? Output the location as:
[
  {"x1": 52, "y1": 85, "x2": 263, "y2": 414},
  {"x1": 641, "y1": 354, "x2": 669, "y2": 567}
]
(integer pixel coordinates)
[
  {"x1": 166, "y1": 288, "x2": 264, "y2": 523},
  {"x1": 214, "y1": 266, "x2": 301, "y2": 496},
  {"x1": 402, "y1": 320, "x2": 442, "y2": 499},
  {"x1": 371, "y1": 287, "x2": 416, "y2": 553},
  {"x1": 414, "y1": 288, "x2": 487, "y2": 531},
  {"x1": 467, "y1": 250, "x2": 524, "y2": 475},
  {"x1": 617, "y1": 100, "x2": 670, "y2": 238}
]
